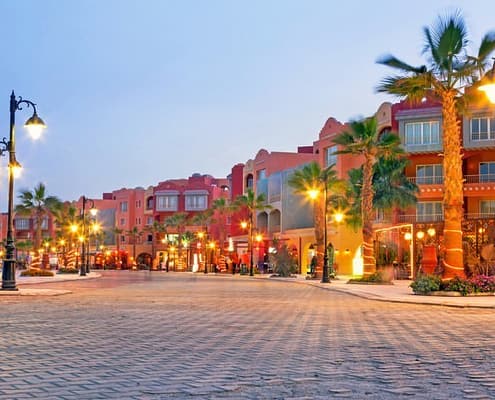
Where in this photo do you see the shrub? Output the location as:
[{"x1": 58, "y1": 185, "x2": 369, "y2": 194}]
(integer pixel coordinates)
[
  {"x1": 410, "y1": 274, "x2": 442, "y2": 295},
  {"x1": 270, "y1": 244, "x2": 298, "y2": 277},
  {"x1": 57, "y1": 267, "x2": 79, "y2": 274},
  {"x1": 20, "y1": 269, "x2": 54, "y2": 277},
  {"x1": 348, "y1": 271, "x2": 388, "y2": 284},
  {"x1": 469, "y1": 275, "x2": 495, "y2": 293},
  {"x1": 443, "y1": 276, "x2": 474, "y2": 296}
]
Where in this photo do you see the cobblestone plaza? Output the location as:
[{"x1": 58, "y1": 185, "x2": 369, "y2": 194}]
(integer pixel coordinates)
[{"x1": 1, "y1": 272, "x2": 495, "y2": 399}]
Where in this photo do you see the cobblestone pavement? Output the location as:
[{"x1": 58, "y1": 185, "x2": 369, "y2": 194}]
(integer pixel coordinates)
[{"x1": 1, "y1": 271, "x2": 495, "y2": 399}]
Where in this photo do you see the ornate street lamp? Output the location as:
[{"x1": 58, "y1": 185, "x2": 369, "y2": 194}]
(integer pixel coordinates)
[
  {"x1": 1, "y1": 91, "x2": 46, "y2": 290},
  {"x1": 79, "y1": 196, "x2": 97, "y2": 276}
]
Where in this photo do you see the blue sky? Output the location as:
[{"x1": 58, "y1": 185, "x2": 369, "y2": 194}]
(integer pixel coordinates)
[{"x1": 0, "y1": 0, "x2": 493, "y2": 208}]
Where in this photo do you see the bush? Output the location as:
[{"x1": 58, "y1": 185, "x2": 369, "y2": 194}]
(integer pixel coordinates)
[
  {"x1": 20, "y1": 269, "x2": 54, "y2": 277},
  {"x1": 469, "y1": 275, "x2": 495, "y2": 293},
  {"x1": 348, "y1": 271, "x2": 388, "y2": 284},
  {"x1": 410, "y1": 274, "x2": 442, "y2": 295},
  {"x1": 443, "y1": 276, "x2": 473, "y2": 296},
  {"x1": 57, "y1": 267, "x2": 79, "y2": 274}
]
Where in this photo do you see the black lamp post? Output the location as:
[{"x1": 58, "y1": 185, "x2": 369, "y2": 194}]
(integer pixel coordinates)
[
  {"x1": 321, "y1": 179, "x2": 330, "y2": 283},
  {"x1": 248, "y1": 213, "x2": 254, "y2": 276},
  {"x1": 1, "y1": 91, "x2": 45, "y2": 291},
  {"x1": 79, "y1": 196, "x2": 96, "y2": 276}
]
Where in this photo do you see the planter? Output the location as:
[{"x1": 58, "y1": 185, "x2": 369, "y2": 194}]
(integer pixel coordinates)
[{"x1": 376, "y1": 265, "x2": 394, "y2": 282}]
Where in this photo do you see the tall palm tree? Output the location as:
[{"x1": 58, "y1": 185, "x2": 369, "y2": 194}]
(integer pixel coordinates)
[
  {"x1": 333, "y1": 117, "x2": 402, "y2": 276},
  {"x1": 15, "y1": 183, "x2": 62, "y2": 250},
  {"x1": 212, "y1": 197, "x2": 236, "y2": 255},
  {"x1": 111, "y1": 227, "x2": 123, "y2": 268},
  {"x1": 377, "y1": 12, "x2": 495, "y2": 277},
  {"x1": 165, "y1": 212, "x2": 189, "y2": 269},
  {"x1": 191, "y1": 209, "x2": 214, "y2": 273},
  {"x1": 288, "y1": 162, "x2": 343, "y2": 276},
  {"x1": 126, "y1": 226, "x2": 142, "y2": 263},
  {"x1": 144, "y1": 220, "x2": 166, "y2": 268},
  {"x1": 233, "y1": 189, "x2": 272, "y2": 276}
]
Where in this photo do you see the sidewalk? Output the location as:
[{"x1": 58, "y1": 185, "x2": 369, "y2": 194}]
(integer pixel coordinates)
[
  {"x1": 0, "y1": 271, "x2": 100, "y2": 296},
  {"x1": 290, "y1": 275, "x2": 495, "y2": 309}
]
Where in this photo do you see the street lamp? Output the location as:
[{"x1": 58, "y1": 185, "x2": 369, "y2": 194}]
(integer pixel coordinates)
[
  {"x1": 197, "y1": 231, "x2": 207, "y2": 274},
  {"x1": 1, "y1": 91, "x2": 46, "y2": 290},
  {"x1": 79, "y1": 196, "x2": 97, "y2": 276},
  {"x1": 308, "y1": 176, "x2": 330, "y2": 284},
  {"x1": 479, "y1": 62, "x2": 495, "y2": 104}
]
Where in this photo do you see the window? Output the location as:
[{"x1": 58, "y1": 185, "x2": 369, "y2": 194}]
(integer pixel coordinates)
[
  {"x1": 147, "y1": 234, "x2": 153, "y2": 243},
  {"x1": 417, "y1": 202, "x2": 443, "y2": 222},
  {"x1": 41, "y1": 217, "x2": 49, "y2": 230},
  {"x1": 325, "y1": 145, "x2": 338, "y2": 167},
  {"x1": 120, "y1": 201, "x2": 128, "y2": 212},
  {"x1": 156, "y1": 195, "x2": 178, "y2": 211},
  {"x1": 120, "y1": 218, "x2": 125, "y2": 226},
  {"x1": 246, "y1": 174, "x2": 253, "y2": 189},
  {"x1": 14, "y1": 218, "x2": 30, "y2": 230},
  {"x1": 185, "y1": 194, "x2": 207, "y2": 211},
  {"x1": 471, "y1": 117, "x2": 495, "y2": 141},
  {"x1": 480, "y1": 200, "x2": 495, "y2": 216},
  {"x1": 136, "y1": 217, "x2": 141, "y2": 225},
  {"x1": 405, "y1": 121, "x2": 440, "y2": 145},
  {"x1": 480, "y1": 162, "x2": 495, "y2": 182},
  {"x1": 146, "y1": 197, "x2": 154, "y2": 210},
  {"x1": 146, "y1": 216, "x2": 154, "y2": 225},
  {"x1": 416, "y1": 164, "x2": 443, "y2": 184},
  {"x1": 136, "y1": 200, "x2": 141, "y2": 208},
  {"x1": 120, "y1": 235, "x2": 126, "y2": 243}
]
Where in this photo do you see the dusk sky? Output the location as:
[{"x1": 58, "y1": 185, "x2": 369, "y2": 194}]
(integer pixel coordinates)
[{"x1": 0, "y1": 0, "x2": 493, "y2": 209}]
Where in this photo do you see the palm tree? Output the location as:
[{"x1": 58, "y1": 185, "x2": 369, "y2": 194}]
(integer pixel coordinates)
[
  {"x1": 126, "y1": 226, "x2": 142, "y2": 264},
  {"x1": 191, "y1": 209, "x2": 214, "y2": 273},
  {"x1": 144, "y1": 220, "x2": 166, "y2": 269},
  {"x1": 165, "y1": 212, "x2": 189, "y2": 269},
  {"x1": 333, "y1": 117, "x2": 402, "y2": 276},
  {"x1": 111, "y1": 227, "x2": 123, "y2": 268},
  {"x1": 15, "y1": 183, "x2": 62, "y2": 250},
  {"x1": 288, "y1": 162, "x2": 343, "y2": 277},
  {"x1": 233, "y1": 189, "x2": 272, "y2": 276},
  {"x1": 212, "y1": 197, "x2": 236, "y2": 255},
  {"x1": 377, "y1": 12, "x2": 495, "y2": 277}
]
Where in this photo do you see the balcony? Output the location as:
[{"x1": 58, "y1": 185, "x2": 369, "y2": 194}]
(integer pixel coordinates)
[
  {"x1": 398, "y1": 214, "x2": 444, "y2": 223},
  {"x1": 407, "y1": 176, "x2": 443, "y2": 185},
  {"x1": 464, "y1": 174, "x2": 495, "y2": 195}
]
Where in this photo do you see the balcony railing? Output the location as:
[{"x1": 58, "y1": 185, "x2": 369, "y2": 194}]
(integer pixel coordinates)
[
  {"x1": 398, "y1": 214, "x2": 444, "y2": 223},
  {"x1": 464, "y1": 174, "x2": 495, "y2": 184},
  {"x1": 407, "y1": 176, "x2": 443, "y2": 185}
]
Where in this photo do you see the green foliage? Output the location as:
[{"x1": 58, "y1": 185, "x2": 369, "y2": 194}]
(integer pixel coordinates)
[
  {"x1": 270, "y1": 244, "x2": 298, "y2": 277},
  {"x1": 410, "y1": 274, "x2": 442, "y2": 294},
  {"x1": 57, "y1": 267, "x2": 79, "y2": 274},
  {"x1": 20, "y1": 269, "x2": 54, "y2": 277},
  {"x1": 376, "y1": 242, "x2": 398, "y2": 266},
  {"x1": 348, "y1": 271, "x2": 387, "y2": 283},
  {"x1": 442, "y1": 276, "x2": 473, "y2": 296}
]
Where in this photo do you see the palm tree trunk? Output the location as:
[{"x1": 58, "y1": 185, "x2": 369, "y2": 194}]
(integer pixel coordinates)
[
  {"x1": 362, "y1": 155, "x2": 376, "y2": 276},
  {"x1": 442, "y1": 90, "x2": 464, "y2": 278},
  {"x1": 313, "y1": 197, "x2": 325, "y2": 278}
]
